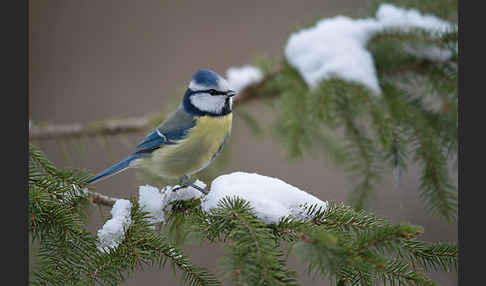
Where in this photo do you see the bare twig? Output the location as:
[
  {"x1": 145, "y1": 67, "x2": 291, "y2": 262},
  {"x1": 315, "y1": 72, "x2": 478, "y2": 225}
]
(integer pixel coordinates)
[
  {"x1": 30, "y1": 116, "x2": 152, "y2": 140},
  {"x1": 29, "y1": 75, "x2": 278, "y2": 141},
  {"x1": 86, "y1": 190, "x2": 119, "y2": 207}
]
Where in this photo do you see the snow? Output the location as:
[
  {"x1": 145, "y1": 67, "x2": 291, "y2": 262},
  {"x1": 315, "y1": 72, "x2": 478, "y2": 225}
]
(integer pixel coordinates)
[
  {"x1": 96, "y1": 172, "x2": 328, "y2": 253},
  {"x1": 138, "y1": 172, "x2": 328, "y2": 225},
  {"x1": 138, "y1": 180, "x2": 205, "y2": 225},
  {"x1": 97, "y1": 199, "x2": 132, "y2": 252},
  {"x1": 201, "y1": 172, "x2": 328, "y2": 224},
  {"x1": 96, "y1": 181, "x2": 205, "y2": 253},
  {"x1": 226, "y1": 65, "x2": 263, "y2": 93},
  {"x1": 284, "y1": 3, "x2": 455, "y2": 95},
  {"x1": 375, "y1": 4, "x2": 451, "y2": 33},
  {"x1": 138, "y1": 185, "x2": 166, "y2": 225}
]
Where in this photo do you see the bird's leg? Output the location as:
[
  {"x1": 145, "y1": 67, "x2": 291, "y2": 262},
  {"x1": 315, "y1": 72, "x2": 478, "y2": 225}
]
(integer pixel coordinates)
[
  {"x1": 172, "y1": 175, "x2": 209, "y2": 195},
  {"x1": 186, "y1": 182, "x2": 209, "y2": 195}
]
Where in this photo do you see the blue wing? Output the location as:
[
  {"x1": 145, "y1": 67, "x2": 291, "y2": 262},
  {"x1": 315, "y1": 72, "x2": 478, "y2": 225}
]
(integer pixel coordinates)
[
  {"x1": 134, "y1": 129, "x2": 168, "y2": 154},
  {"x1": 134, "y1": 108, "x2": 196, "y2": 155},
  {"x1": 88, "y1": 108, "x2": 196, "y2": 184}
]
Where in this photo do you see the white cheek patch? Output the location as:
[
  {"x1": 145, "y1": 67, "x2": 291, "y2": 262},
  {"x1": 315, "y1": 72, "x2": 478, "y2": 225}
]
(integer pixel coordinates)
[{"x1": 190, "y1": 93, "x2": 226, "y2": 113}]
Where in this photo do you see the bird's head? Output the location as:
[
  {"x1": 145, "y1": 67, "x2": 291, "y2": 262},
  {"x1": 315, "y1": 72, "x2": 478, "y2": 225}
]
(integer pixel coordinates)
[{"x1": 183, "y1": 69, "x2": 236, "y2": 116}]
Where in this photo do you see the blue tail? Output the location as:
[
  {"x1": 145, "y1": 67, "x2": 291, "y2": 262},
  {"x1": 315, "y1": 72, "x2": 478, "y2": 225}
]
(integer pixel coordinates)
[{"x1": 87, "y1": 154, "x2": 140, "y2": 184}]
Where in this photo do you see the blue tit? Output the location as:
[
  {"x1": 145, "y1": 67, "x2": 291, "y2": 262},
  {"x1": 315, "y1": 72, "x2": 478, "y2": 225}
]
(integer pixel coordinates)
[{"x1": 87, "y1": 69, "x2": 236, "y2": 194}]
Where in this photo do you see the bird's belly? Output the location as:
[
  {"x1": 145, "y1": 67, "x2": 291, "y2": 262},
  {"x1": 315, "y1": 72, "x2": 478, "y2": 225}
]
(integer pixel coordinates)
[{"x1": 147, "y1": 114, "x2": 232, "y2": 179}]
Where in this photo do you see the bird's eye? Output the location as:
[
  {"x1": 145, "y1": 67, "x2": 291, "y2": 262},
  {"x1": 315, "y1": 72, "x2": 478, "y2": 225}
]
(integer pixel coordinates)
[{"x1": 208, "y1": 89, "x2": 217, "y2": 95}]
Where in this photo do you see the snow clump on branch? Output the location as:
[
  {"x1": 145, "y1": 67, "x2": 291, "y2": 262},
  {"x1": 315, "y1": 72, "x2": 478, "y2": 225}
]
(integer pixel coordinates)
[
  {"x1": 137, "y1": 172, "x2": 328, "y2": 225},
  {"x1": 97, "y1": 172, "x2": 328, "y2": 252},
  {"x1": 226, "y1": 65, "x2": 263, "y2": 93},
  {"x1": 284, "y1": 3, "x2": 455, "y2": 95},
  {"x1": 202, "y1": 172, "x2": 328, "y2": 224},
  {"x1": 138, "y1": 181, "x2": 205, "y2": 226},
  {"x1": 97, "y1": 199, "x2": 132, "y2": 253}
]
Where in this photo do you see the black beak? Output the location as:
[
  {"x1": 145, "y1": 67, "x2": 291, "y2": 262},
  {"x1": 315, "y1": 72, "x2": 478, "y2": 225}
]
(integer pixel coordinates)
[{"x1": 226, "y1": 90, "x2": 237, "y2": 97}]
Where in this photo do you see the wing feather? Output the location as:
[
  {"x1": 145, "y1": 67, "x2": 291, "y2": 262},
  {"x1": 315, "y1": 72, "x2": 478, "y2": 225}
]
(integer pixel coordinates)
[{"x1": 134, "y1": 107, "x2": 196, "y2": 154}]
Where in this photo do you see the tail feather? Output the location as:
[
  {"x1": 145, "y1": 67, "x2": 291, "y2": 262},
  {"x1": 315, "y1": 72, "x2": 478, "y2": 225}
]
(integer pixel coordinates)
[{"x1": 87, "y1": 154, "x2": 139, "y2": 184}]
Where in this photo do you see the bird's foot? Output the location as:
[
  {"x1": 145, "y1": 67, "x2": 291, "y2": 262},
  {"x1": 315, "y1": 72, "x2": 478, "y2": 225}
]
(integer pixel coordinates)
[{"x1": 172, "y1": 176, "x2": 209, "y2": 195}]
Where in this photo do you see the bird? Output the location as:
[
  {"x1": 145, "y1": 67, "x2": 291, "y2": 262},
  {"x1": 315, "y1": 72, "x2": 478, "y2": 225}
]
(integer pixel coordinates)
[{"x1": 87, "y1": 69, "x2": 236, "y2": 194}]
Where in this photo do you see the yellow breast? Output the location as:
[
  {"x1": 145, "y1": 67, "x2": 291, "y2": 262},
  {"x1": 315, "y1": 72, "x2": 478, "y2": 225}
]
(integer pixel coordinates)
[{"x1": 147, "y1": 114, "x2": 232, "y2": 179}]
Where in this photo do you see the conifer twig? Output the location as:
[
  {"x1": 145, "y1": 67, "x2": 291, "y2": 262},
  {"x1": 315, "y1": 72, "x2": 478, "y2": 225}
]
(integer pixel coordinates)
[{"x1": 86, "y1": 190, "x2": 119, "y2": 207}]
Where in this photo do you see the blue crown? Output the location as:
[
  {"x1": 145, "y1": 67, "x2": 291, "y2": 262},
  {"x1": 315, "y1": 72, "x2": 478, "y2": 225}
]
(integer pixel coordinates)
[{"x1": 192, "y1": 69, "x2": 220, "y2": 86}]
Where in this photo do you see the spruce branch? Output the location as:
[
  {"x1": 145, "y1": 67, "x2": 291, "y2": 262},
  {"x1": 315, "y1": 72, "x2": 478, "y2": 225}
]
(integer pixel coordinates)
[
  {"x1": 29, "y1": 144, "x2": 221, "y2": 286},
  {"x1": 31, "y1": 143, "x2": 124, "y2": 207},
  {"x1": 29, "y1": 143, "x2": 458, "y2": 286},
  {"x1": 92, "y1": 200, "x2": 222, "y2": 286},
  {"x1": 399, "y1": 240, "x2": 458, "y2": 272},
  {"x1": 195, "y1": 197, "x2": 298, "y2": 286},
  {"x1": 381, "y1": 83, "x2": 457, "y2": 220},
  {"x1": 175, "y1": 199, "x2": 457, "y2": 286},
  {"x1": 286, "y1": 203, "x2": 455, "y2": 286},
  {"x1": 376, "y1": 259, "x2": 437, "y2": 286},
  {"x1": 370, "y1": 27, "x2": 458, "y2": 51}
]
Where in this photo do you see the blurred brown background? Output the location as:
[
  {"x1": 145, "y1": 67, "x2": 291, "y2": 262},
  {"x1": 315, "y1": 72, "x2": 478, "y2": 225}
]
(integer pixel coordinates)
[{"x1": 29, "y1": 1, "x2": 457, "y2": 285}]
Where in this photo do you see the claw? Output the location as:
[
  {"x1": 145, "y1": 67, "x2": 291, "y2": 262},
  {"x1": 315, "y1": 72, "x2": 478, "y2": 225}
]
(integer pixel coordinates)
[{"x1": 172, "y1": 176, "x2": 209, "y2": 195}]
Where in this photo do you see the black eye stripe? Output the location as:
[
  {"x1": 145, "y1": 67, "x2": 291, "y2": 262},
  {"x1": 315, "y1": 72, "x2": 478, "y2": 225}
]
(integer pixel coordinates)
[{"x1": 190, "y1": 89, "x2": 227, "y2": 96}]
